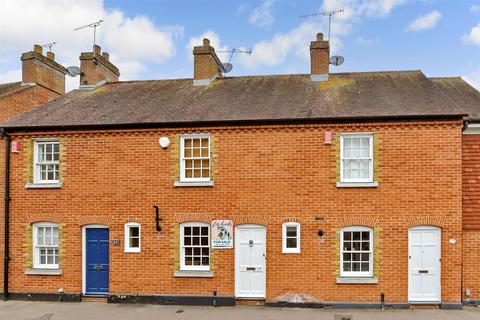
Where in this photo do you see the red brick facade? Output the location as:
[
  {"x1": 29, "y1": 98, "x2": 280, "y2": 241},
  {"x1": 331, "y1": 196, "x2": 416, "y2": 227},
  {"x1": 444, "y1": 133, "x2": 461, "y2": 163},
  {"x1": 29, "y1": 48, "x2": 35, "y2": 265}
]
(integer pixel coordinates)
[{"x1": 3, "y1": 120, "x2": 463, "y2": 305}]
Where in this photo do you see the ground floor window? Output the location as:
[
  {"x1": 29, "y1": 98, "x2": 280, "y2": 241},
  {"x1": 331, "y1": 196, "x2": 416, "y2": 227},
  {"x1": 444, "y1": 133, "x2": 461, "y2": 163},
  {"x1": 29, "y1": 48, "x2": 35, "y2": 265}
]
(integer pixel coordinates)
[
  {"x1": 124, "y1": 223, "x2": 141, "y2": 253},
  {"x1": 340, "y1": 226, "x2": 373, "y2": 277},
  {"x1": 33, "y1": 222, "x2": 59, "y2": 269},
  {"x1": 282, "y1": 222, "x2": 300, "y2": 253},
  {"x1": 180, "y1": 222, "x2": 210, "y2": 271}
]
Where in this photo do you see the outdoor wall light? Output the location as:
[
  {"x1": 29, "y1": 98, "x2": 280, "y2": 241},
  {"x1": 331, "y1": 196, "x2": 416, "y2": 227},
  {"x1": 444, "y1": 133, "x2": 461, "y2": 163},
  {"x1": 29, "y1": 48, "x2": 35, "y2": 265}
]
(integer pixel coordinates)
[
  {"x1": 159, "y1": 137, "x2": 170, "y2": 149},
  {"x1": 318, "y1": 230, "x2": 325, "y2": 237}
]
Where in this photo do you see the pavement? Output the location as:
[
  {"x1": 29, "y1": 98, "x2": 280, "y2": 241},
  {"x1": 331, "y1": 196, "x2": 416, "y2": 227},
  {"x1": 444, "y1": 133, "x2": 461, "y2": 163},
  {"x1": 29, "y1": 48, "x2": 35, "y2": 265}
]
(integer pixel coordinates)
[{"x1": 1, "y1": 301, "x2": 480, "y2": 320}]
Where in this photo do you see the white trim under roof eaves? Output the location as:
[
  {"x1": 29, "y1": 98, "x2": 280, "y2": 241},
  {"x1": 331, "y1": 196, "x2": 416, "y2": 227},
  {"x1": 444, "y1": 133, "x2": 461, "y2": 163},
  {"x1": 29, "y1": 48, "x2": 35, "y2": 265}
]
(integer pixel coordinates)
[{"x1": 463, "y1": 123, "x2": 480, "y2": 135}]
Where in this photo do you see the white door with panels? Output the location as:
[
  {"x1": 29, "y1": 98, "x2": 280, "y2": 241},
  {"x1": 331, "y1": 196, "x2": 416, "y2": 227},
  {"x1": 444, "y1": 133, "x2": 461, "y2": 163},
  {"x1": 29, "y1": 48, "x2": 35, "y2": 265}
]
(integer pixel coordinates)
[
  {"x1": 408, "y1": 226, "x2": 441, "y2": 303},
  {"x1": 235, "y1": 225, "x2": 266, "y2": 298}
]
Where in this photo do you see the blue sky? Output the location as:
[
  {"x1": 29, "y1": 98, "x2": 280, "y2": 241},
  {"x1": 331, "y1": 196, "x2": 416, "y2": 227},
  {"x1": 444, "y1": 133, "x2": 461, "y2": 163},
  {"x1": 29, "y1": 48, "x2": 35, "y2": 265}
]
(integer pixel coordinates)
[{"x1": 1, "y1": 0, "x2": 480, "y2": 90}]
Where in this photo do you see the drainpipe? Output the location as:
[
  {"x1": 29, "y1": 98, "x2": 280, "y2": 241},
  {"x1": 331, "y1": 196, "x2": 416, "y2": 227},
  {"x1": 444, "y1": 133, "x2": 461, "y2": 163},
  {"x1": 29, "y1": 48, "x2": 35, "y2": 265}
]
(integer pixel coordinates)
[{"x1": 2, "y1": 129, "x2": 10, "y2": 300}]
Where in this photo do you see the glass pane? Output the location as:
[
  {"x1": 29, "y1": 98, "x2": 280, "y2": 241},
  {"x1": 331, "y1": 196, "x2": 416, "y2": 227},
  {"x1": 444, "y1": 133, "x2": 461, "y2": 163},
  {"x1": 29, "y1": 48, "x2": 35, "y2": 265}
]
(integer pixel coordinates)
[
  {"x1": 184, "y1": 237, "x2": 191, "y2": 245},
  {"x1": 184, "y1": 139, "x2": 192, "y2": 148},
  {"x1": 193, "y1": 257, "x2": 201, "y2": 265},
  {"x1": 192, "y1": 139, "x2": 200, "y2": 147},
  {"x1": 286, "y1": 226, "x2": 297, "y2": 237},
  {"x1": 201, "y1": 236, "x2": 208, "y2": 246},
  {"x1": 361, "y1": 253, "x2": 370, "y2": 261},
  {"x1": 185, "y1": 248, "x2": 192, "y2": 255},
  {"x1": 201, "y1": 169, "x2": 210, "y2": 178},
  {"x1": 201, "y1": 138, "x2": 208, "y2": 147},
  {"x1": 130, "y1": 227, "x2": 139, "y2": 237},
  {"x1": 192, "y1": 237, "x2": 200, "y2": 245},
  {"x1": 185, "y1": 160, "x2": 193, "y2": 169},
  {"x1": 343, "y1": 241, "x2": 352, "y2": 251},
  {"x1": 52, "y1": 227, "x2": 59, "y2": 245},
  {"x1": 193, "y1": 169, "x2": 201, "y2": 178},
  {"x1": 193, "y1": 227, "x2": 200, "y2": 235},
  {"x1": 352, "y1": 253, "x2": 361, "y2": 261},
  {"x1": 344, "y1": 232, "x2": 351, "y2": 241},
  {"x1": 45, "y1": 228, "x2": 52, "y2": 245},
  {"x1": 193, "y1": 247, "x2": 201, "y2": 256},
  {"x1": 361, "y1": 242, "x2": 370, "y2": 250},
  {"x1": 130, "y1": 237, "x2": 139, "y2": 248},
  {"x1": 201, "y1": 159, "x2": 209, "y2": 168},
  {"x1": 361, "y1": 263, "x2": 369, "y2": 271},
  {"x1": 184, "y1": 148, "x2": 192, "y2": 158},
  {"x1": 352, "y1": 262, "x2": 361, "y2": 271},
  {"x1": 202, "y1": 248, "x2": 209, "y2": 256},
  {"x1": 353, "y1": 232, "x2": 361, "y2": 241},
  {"x1": 286, "y1": 237, "x2": 297, "y2": 248},
  {"x1": 343, "y1": 263, "x2": 351, "y2": 271},
  {"x1": 40, "y1": 250, "x2": 46, "y2": 264},
  {"x1": 343, "y1": 253, "x2": 351, "y2": 262},
  {"x1": 201, "y1": 257, "x2": 209, "y2": 266},
  {"x1": 185, "y1": 257, "x2": 192, "y2": 265},
  {"x1": 185, "y1": 169, "x2": 193, "y2": 178},
  {"x1": 193, "y1": 159, "x2": 201, "y2": 169},
  {"x1": 201, "y1": 148, "x2": 209, "y2": 157},
  {"x1": 361, "y1": 231, "x2": 370, "y2": 240},
  {"x1": 201, "y1": 227, "x2": 208, "y2": 236},
  {"x1": 193, "y1": 148, "x2": 200, "y2": 157},
  {"x1": 37, "y1": 227, "x2": 44, "y2": 245},
  {"x1": 184, "y1": 227, "x2": 191, "y2": 235},
  {"x1": 353, "y1": 242, "x2": 361, "y2": 251},
  {"x1": 46, "y1": 144, "x2": 52, "y2": 154}
]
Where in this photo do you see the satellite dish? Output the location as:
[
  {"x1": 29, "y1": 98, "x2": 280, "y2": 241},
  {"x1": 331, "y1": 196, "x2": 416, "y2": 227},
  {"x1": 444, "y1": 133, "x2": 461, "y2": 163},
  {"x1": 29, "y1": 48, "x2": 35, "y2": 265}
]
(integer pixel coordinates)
[
  {"x1": 222, "y1": 63, "x2": 233, "y2": 74},
  {"x1": 66, "y1": 66, "x2": 81, "y2": 77},
  {"x1": 329, "y1": 55, "x2": 345, "y2": 66}
]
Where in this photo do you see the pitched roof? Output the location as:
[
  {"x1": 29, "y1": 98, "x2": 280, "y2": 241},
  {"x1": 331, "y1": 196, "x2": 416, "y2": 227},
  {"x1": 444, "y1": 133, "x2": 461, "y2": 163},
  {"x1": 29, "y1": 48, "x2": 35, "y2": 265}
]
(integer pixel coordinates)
[
  {"x1": 430, "y1": 77, "x2": 480, "y2": 121},
  {"x1": 0, "y1": 81, "x2": 26, "y2": 98},
  {"x1": 1, "y1": 71, "x2": 470, "y2": 130}
]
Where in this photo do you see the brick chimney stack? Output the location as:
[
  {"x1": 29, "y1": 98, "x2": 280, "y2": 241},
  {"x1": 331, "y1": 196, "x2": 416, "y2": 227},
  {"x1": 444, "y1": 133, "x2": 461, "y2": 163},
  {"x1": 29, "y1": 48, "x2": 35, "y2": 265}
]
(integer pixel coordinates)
[
  {"x1": 21, "y1": 44, "x2": 67, "y2": 94},
  {"x1": 193, "y1": 38, "x2": 224, "y2": 86},
  {"x1": 79, "y1": 44, "x2": 120, "y2": 87},
  {"x1": 310, "y1": 33, "x2": 330, "y2": 82}
]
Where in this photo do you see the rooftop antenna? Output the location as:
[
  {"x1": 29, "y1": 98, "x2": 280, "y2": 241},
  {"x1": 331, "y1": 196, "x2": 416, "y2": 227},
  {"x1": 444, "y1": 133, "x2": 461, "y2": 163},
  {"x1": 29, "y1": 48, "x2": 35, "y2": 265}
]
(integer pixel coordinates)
[
  {"x1": 300, "y1": 8, "x2": 344, "y2": 41},
  {"x1": 74, "y1": 19, "x2": 105, "y2": 52},
  {"x1": 217, "y1": 48, "x2": 253, "y2": 74},
  {"x1": 42, "y1": 42, "x2": 57, "y2": 52}
]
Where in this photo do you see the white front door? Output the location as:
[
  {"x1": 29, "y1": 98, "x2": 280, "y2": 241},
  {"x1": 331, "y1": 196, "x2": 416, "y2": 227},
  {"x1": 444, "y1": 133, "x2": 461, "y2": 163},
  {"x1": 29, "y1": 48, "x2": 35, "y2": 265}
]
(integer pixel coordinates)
[
  {"x1": 235, "y1": 225, "x2": 266, "y2": 298},
  {"x1": 408, "y1": 226, "x2": 441, "y2": 303}
]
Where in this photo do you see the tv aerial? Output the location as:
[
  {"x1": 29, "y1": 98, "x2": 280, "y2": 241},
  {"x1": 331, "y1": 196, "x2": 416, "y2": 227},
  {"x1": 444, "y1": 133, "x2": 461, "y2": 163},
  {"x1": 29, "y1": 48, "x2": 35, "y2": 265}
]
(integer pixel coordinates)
[
  {"x1": 74, "y1": 19, "x2": 105, "y2": 52},
  {"x1": 217, "y1": 48, "x2": 253, "y2": 74},
  {"x1": 300, "y1": 8, "x2": 344, "y2": 41},
  {"x1": 41, "y1": 42, "x2": 57, "y2": 52}
]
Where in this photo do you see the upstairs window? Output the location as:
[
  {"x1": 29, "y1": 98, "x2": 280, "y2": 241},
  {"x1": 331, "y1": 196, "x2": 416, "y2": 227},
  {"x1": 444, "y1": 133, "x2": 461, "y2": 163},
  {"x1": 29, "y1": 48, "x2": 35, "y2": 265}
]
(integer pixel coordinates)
[
  {"x1": 340, "y1": 227, "x2": 373, "y2": 277},
  {"x1": 33, "y1": 222, "x2": 59, "y2": 269},
  {"x1": 282, "y1": 222, "x2": 301, "y2": 253},
  {"x1": 340, "y1": 134, "x2": 373, "y2": 183},
  {"x1": 180, "y1": 135, "x2": 210, "y2": 182},
  {"x1": 34, "y1": 140, "x2": 60, "y2": 184},
  {"x1": 180, "y1": 222, "x2": 210, "y2": 271},
  {"x1": 124, "y1": 223, "x2": 141, "y2": 253}
]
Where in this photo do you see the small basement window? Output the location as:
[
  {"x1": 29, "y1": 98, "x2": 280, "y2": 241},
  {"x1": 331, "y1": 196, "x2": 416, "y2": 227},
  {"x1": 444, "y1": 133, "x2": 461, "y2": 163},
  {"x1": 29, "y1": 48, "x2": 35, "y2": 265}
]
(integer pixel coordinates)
[
  {"x1": 124, "y1": 223, "x2": 141, "y2": 253},
  {"x1": 282, "y1": 222, "x2": 300, "y2": 254},
  {"x1": 340, "y1": 226, "x2": 373, "y2": 277}
]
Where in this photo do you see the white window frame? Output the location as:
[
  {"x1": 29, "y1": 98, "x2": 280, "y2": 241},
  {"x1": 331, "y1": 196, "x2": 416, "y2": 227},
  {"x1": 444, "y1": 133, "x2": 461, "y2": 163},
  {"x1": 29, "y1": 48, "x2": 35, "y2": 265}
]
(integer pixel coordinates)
[
  {"x1": 33, "y1": 139, "x2": 60, "y2": 184},
  {"x1": 179, "y1": 134, "x2": 211, "y2": 182},
  {"x1": 124, "y1": 223, "x2": 141, "y2": 253},
  {"x1": 340, "y1": 133, "x2": 374, "y2": 183},
  {"x1": 180, "y1": 222, "x2": 210, "y2": 271},
  {"x1": 32, "y1": 222, "x2": 59, "y2": 269},
  {"x1": 282, "y1": 222, "x2": 301, "y2": 254},
  {"x1": 340, "y1": 226, "x2": 373, "y2": 277}
]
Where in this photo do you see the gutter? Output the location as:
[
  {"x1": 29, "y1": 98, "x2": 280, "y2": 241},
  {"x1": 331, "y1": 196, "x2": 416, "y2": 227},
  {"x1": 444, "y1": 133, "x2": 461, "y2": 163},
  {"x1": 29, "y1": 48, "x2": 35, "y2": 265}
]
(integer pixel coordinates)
[
  {"x1": 1, "y1": 113, "x2": 467, "y2": 134},
  {"x1": 1, "y1": 129, "x2": 10, "y2": 300}
]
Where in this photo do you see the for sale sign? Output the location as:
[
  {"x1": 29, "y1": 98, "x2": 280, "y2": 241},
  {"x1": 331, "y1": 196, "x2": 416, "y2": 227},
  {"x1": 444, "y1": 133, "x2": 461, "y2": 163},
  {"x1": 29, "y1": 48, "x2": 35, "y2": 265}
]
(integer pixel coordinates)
[{"x1": 211, "y1": 220, "x2": 233, "y2": 248}]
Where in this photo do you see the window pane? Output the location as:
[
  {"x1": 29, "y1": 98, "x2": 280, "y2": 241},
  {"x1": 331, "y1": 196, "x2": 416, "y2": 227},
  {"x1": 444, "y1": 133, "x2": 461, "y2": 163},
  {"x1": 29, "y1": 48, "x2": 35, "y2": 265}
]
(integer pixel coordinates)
[
  {"x1": 361, "y1": 231, "x2": 370, "y2": 240},
  {"x1": 193, "y1": 247, "x2": 201, "y2": 256},
  {"x1": 130, "y1": 237, "x2": 139, "y2": 248},
  {"x1": 192, "y1": 237, "x2": 200, "y2": 245},
  {"x1": 286, "y1": 226, "x2": 297, "y2": 237},
  {"x1": 200, "y1": 227, "x2": 208, "y2": 236},
  {"x1": 352, "y1": 232, "x2": 361, "y2": 240},
  {"x1": 352, "y1": 262, "x2": 361, "y2": 271},
  {"x1": 201, "y1": 148, "x2": 209, "y2": 157},
  {"x1": 193, "y1": 148, "x2": 200, "y2": 157},
  {"x1": 201, "y1": 236, "x2": 208, "y2": 246},
  {"x1": 201, "y1": 169, "x2": 210, "y2": 178},
  {"x1": 192, "y1": 139, "x2": 200, "y2": 147},
  {"x1": 185, "y1": 248, "x2": 192, "y2": 255},
  {"x1": 185, "y1": 159, "x2": 193, "y2": 169},
  {"x1": 361, "y1": 263, "x2": 369, "y2": 271},
  {"x1": 286, "y1": 237, "x2": 297, "y2": 248},
  {"x1": 184, "y1": 227, "x2": 191, "y2": 235},
  {"x1": 130, "y1": 227, "x2": 139, "y2": 237},
  {"x1": 352, "y1": 253, "x2": 361, "y2": 261},
  {"x1": 344, "y1": 232, "x2": 352, "y2": 241},
  {"x1": 185, "y1": 257, "x2": 192, "y2": 265},
  {"x1": 193, "y1": 169, "x2": 201, "y2": 178},
  {"x1": 343, "y1": 263, "x2": 351, "y2": 271},
  {"x1": 361, "y1": 242, "x2": 370, "y2": 250},
  {"x1": 52, "y1": 227, "x2": 59, "y2": 245},
  {"x1": 353, "y1": 242, "x2": 361, "y2": 251},
  {"x1": 193, "y1": 227, "x2": 200, "y2": 235},
  {"x1": 40, "y1": 249, "x2": 46, "y2": 264},
  {"x1": 184, "y1": 237, "x2": 191, "y2": 245},
  {"x1": 202, "y1": 248, "x2": 209, "y2": 256},
  {"x1": 193, "y1": 257, "x2": 201, "y2": 265},
  {"x1": 361, "y1": 253, "x2": 370, "y2": 261}
]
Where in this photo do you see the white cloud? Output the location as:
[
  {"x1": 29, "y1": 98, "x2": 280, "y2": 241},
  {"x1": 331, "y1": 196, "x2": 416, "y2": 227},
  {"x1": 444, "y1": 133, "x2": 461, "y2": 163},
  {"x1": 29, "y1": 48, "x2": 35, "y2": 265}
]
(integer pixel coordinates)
[
  {"x1": 249, "y1": 0, "x2": 275, "y2": 28},
  {"x1": 405, "y1": 10, "x2": 442, "y2": 31},
  {"x1": 471, "y1": 5, "x2": 480, "y2": 13},
  {"x1": 0, "y1": 0, "x2": 182, "y2": 89},
  {"x1": 464, "y1": 67, "x2": 480, "y2": 91},
  {"x1": 0, "y1": 69, "x2": 21, "y2": 83},
  {"x1": 463, "y1": 23, "x2": 480, "y2": 47},
  {"x1": 186, "y1": 30, "x2": 229, "y2": 62}
]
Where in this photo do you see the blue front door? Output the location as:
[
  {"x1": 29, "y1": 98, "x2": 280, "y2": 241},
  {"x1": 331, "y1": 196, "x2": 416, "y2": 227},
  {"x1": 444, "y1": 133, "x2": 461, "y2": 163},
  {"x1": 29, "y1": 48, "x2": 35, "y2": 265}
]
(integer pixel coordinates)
[{"x1": 85, "y1": 228, "x2": 109, "y2": 295}]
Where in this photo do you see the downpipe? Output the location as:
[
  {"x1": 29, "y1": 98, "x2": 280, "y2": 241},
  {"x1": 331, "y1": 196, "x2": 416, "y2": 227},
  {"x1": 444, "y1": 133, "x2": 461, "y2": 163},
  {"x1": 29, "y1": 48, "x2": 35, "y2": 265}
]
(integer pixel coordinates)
[{"x1": 1, "y1": 129, "x2": 10, "y2": 301}]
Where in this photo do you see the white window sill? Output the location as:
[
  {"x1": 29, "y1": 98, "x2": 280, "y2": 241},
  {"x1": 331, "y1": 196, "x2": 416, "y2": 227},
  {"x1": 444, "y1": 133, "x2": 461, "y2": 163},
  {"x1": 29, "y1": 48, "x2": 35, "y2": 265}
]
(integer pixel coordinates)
[
  {"x1": 174, "y1": 270, "x2": 214, "y2": 278},
  {"x1": 336, "y1": 277, "x2": 378, "y2": 284},
  {"x1": 282, "y1": 250, "x2": 301, "y2": 254},
  {"x1": 124, "y1": 249, "x2": 140, "y2": 253},
  {"x1": 174, "y1": 181, "x2": 214, "y2": 187},
  {"x1": 25, "y1": 183, "x2": 62, "y2": 189},
  {"x1": 25, "y1": 268, "x2": 62, "y2": 276},
  {"x1": 336, "y1": 182, "x2": 378, "y2": 188}
]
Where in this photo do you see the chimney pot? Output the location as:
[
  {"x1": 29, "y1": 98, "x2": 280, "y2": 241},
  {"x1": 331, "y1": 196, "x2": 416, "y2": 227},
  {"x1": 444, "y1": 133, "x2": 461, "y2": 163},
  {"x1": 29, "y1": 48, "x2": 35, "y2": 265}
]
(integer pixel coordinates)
[
  {"x1": 316, "y1": 33, "x2": 324, "y2": 41},
  {"x1": 102, "y1": 52, "x2": 110, "y2": 61},
  {"x1": 47, "y1": 51, "x2": 55, "y2": 61},
  {"x1": 203, "y1": 38, "x2": 210, "y2": 47},
  {"x1": 34, "y1": 44, "x2": 42, "y2": 55},
  {"x1": 94, "y1": 44, "x2": 101, "y2": 55}
]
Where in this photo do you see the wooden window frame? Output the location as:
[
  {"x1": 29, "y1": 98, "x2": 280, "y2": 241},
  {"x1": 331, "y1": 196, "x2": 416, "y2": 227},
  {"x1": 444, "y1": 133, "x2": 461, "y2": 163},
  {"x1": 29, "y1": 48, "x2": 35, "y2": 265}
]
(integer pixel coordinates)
[
  {"x1": 33, "y1": 222, "x2": 59, "y2": 269},
  {"x1": 340, "y1": 133, "x2": 374, "y2": 183},
  {"x1": 179, "y1": 134, "x2": 211, "y2": 182},
  {"x1": 282, "y1": 222, "x2": 301, "y2": 254},
  {"x1": 124, "y1": 223, "x2": 141, "y2": 253},
  {"x1": 340, "y1": 226, "x2": 373, "y2": 277}
]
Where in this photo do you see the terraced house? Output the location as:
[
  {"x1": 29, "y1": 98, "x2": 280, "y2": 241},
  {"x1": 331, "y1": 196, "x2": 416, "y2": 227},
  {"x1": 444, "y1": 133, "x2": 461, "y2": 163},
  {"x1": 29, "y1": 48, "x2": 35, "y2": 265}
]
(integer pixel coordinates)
[{"x1": 0, "y1": 33, "x2": 479, "y2": 309}]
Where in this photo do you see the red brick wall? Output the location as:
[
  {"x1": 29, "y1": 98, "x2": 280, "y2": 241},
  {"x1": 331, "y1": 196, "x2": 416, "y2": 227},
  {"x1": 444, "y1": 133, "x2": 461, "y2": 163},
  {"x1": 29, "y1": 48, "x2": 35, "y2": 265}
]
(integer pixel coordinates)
[
  {"x1": 0, "y1": 85, "x2": 58, "y2": 123},
  {"x1": 463, "y1": 230, "x2": 480, "y2": 301},
  {"x1": 5, "y1": 120, "x2": 463, "y2": 303}
]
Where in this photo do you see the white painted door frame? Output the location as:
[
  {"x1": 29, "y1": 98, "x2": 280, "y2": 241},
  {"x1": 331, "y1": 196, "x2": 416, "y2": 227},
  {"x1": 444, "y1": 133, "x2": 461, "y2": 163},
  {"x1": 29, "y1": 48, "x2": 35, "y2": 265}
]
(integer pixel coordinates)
[
  {"x1": 235, "y1": 224, "x2": 266, "y2": 299},
  {"x1": 408, "y1": 226, "x2": 441, "y2": 303},
  {"x1": 82, "y1": 224, "x2": 109, "y2": 295}
]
